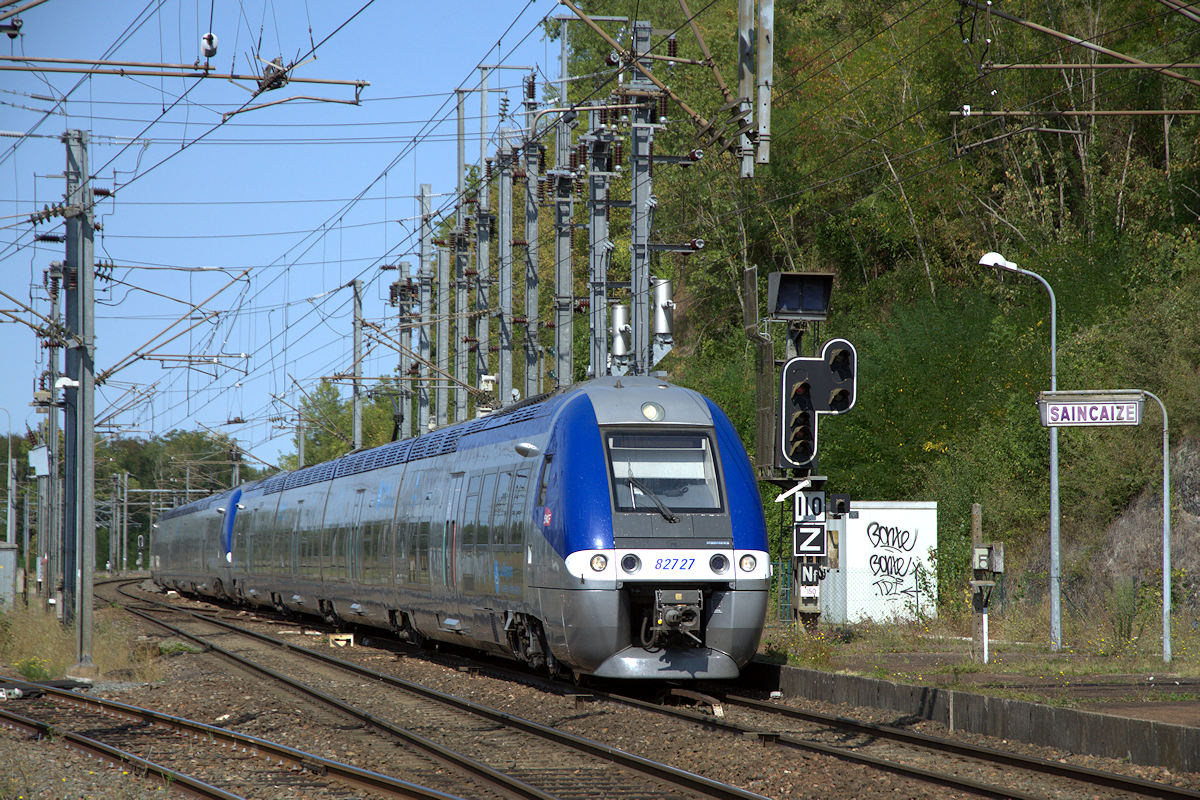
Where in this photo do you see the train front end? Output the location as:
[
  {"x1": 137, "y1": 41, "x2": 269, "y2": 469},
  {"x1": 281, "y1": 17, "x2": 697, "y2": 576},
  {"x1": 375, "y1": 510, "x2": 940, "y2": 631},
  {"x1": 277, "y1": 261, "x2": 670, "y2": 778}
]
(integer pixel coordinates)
[{"x1": 535, "y1": 377, "x2": 769, "y2": 679}]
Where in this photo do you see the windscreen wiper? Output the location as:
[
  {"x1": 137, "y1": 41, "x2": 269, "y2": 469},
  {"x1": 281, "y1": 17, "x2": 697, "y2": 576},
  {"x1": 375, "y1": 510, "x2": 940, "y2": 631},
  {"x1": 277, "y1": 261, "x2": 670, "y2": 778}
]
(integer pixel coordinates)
[{"x1": 627, "y1": 470, "x2": 679, "y2": 523}]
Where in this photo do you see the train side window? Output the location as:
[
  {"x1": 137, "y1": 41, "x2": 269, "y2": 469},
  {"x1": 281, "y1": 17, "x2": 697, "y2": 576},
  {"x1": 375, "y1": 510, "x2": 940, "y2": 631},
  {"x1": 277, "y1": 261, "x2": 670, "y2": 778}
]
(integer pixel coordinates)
[
  {"x1": 509, "y1": 470, "x2": 530, "y2": 545},
  {"x1": 463, "y1": 475, "x2": 482, "y2": 549},
  {"x1": 478, "y1": 472, "x2": 497, "y2": 553},
  {"x1": 536, "y1": 455, "x2": 552, "y2": 506},
  {"x1": 491, "y1": 472, "x2": 512, "y2": 548}
]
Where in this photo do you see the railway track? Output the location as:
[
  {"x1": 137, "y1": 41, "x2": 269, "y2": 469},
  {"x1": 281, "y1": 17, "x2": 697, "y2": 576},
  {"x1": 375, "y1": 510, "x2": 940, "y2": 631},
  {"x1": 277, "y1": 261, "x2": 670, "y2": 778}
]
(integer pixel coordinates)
[
  {"x1": 1, "y1": 692, "x2": 290, "y2": 800},
  {"x1": 109, "y1": 581, "x2": 773, "y2": 800},
  {"x1": 1, "y1": 685, "x2": 474, "y2": 800},
  {"x1": 593, "y1": 687, "x2": 1200, "y2": 800},
  {"x1": 106, "y1": 581, "x2": 1200, "y2": 800}
]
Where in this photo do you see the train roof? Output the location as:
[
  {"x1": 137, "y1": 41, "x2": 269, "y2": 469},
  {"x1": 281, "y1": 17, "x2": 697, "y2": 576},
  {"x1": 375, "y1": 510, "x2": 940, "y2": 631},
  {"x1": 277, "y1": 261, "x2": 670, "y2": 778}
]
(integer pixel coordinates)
[{"x1": 156, "y1": 377, "x2": 710, "y2": 522}]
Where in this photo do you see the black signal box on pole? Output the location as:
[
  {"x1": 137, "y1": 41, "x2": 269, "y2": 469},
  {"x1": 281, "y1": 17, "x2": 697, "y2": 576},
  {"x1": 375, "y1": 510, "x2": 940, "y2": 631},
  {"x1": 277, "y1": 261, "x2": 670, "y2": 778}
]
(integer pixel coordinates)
[{"x1": 777, "y1": 338, "x2": 858, "y2": 469}]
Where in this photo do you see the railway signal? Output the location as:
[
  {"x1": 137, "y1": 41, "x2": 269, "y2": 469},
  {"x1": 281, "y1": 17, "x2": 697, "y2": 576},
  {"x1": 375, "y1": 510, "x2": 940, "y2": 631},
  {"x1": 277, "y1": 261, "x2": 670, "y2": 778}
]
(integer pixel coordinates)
[{"x1": 777, "y1": 338, "x2": 857, "y2": 469}]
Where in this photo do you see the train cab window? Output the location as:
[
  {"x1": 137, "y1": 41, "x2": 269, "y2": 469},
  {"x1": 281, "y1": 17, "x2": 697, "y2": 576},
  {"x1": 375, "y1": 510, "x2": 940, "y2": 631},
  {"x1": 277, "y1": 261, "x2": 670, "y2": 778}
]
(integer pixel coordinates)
[
  {"x1": 605, "y1": 431, "x2": 723, "y2": 513},
  {"x1": 536, "y1": 455, "x2": 552, "y2": 506}
]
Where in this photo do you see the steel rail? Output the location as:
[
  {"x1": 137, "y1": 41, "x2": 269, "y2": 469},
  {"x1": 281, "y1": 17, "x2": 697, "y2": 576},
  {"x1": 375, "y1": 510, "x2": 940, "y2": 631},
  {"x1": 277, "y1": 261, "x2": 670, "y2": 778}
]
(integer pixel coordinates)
[
  {"x1": 0, "y1": 705, "x2": 246, "y2": 800},
  {"x1": 589, "y1": 685, "x2": 1200, "y2": 800},
  {"x1": 119, "y1": 605, "x2": 557, "y2": 800},
  {"x1": 720, "y1": 693, "x2": 1200, "y2": 800},
  {"x1": 117, "y1": 584, "x2": 771, "y2": 800},
  {"x1": 7, "y1": 682, "x2": 470, "y2": 800}
]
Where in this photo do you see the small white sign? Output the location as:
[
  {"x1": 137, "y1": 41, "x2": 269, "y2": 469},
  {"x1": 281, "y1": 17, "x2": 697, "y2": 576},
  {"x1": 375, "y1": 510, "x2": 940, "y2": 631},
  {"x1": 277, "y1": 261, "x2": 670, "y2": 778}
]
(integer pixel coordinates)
[
  {"x1": 27, "y1": 446, "x2": 48, "y2": 476},
  {"x1": 795, "y1": 490, "x2": 826, "y2": 523},
  {"x1": 793, "y1": 523, "x2": 827, "y2": 557}
]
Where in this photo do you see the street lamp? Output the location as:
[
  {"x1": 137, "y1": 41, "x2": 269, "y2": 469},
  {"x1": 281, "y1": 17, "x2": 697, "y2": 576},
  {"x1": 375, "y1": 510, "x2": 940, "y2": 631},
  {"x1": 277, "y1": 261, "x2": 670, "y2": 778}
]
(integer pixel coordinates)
[{"x1": 979, "y1": 251, "x2": 1062, "y2": 652}]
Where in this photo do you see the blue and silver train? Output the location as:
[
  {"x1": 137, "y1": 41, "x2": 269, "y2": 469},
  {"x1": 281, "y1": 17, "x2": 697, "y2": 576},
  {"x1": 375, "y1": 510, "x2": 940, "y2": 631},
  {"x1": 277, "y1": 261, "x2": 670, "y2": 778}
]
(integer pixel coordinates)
[{"x1": 152, "y1": 376, "x2": 770, "y2": 679}]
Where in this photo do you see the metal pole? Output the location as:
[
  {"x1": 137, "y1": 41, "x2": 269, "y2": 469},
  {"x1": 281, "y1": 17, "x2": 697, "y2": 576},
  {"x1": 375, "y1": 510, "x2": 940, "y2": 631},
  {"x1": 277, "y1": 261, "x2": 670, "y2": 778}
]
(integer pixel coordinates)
[
  {"x1": 523, "y1": 75, "x2": 540, "y2": 399},
  {"x1": 37, "y1": 474, "x2": 47, "y2": 599},
  {"x1": 109, "y1": 474, "x2": 117, "y2": 571},
  {"x1": 351, "y1": 279, "x2": 363, "y2": 449},
  {"x1": 436, "y1": 247, "x2": 450, "y2": 428},
  {"x1": 588, "y1": 107, "x2": 611, "y2": 379},
  {"x1": 1019, "y1": 266, "x2": 1059, "y2": 652},
  {"x1": 737, "y1": 0, "x2": 755, "y2": 177},
  {"x1": 419, "y1": 185, "x2": 432, "y2": 432},
  {"x1": 121, "y1": 471, "x2": 128, "y2": 573},
  {"x1": 498, "y1": 127, "x2": 515, "y2": 403},
  {"x1": 297, "y1": 418, "x2": 306, "y2": 467},
  {"x1": 981, "y1": 253, "x2": 1060, "y2": 651},
  {"x1": 628, "y1": 22, "x2": 655, "y2": 375},
  {"x1": 1144, "y1": 390, "x2": 1171, "y2": 662},
  {"x1": 65, "y1": 128, "x2": 96, "y2": 677},
  {"x1": 554, "y1": 19, "x2": 574, "y2": 389},
  {"x1": 22, "y1": 480, "x2": 30, "y2": 601},
  {"x1": 476, "y1": 67, "x2": 492, "y2": 397},
  {"x1": 455, "y1": 89, "x2": 469, "y2": 422},
  {"x1": 396, "y1": 260, "x2": 412, "y2": 439},
  {"x1": 1, "y1": 407, "x2": 11, "y2": 544},
  {"x1": 755, "y1": 0, "x2": 774, "y2": 164}
]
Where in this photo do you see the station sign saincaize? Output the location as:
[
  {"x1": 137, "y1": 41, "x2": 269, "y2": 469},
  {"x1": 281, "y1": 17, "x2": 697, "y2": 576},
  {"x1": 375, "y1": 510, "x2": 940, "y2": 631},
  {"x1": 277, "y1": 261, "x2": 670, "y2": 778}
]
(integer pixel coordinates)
[{"x1": 1038, "y1": 390, "x2": 1144, "y2": 428}]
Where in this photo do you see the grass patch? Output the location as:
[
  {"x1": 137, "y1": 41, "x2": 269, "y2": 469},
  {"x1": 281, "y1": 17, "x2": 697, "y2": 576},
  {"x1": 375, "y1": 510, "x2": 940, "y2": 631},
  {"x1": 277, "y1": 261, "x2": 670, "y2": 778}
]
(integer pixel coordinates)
[
  {"x1": 759, "y1": 597, "x2": 1200, "y2": 693},
  {"x1": 0, "y1": 604, "x2": 164, "y2": 682}
]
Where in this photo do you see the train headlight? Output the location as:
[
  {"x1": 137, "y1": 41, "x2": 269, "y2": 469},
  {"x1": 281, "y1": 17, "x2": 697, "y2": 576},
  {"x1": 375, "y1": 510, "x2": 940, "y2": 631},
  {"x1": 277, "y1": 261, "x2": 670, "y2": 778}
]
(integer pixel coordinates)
[
  {"x1": 621, "y1": 554, "x2": 641, "y2": 573},
  {"x1": 590, "y1": 554, "x2": 608, "y2": 572},
  {"x1": 709, "y1": 554, "x2": 729, "y2": 573},
  {"x1": 739, "y1": 554, "x2": 757, "y2": 572},
  {"x1": 640, "y1": 401, "x2": 664, "y2": 421}
]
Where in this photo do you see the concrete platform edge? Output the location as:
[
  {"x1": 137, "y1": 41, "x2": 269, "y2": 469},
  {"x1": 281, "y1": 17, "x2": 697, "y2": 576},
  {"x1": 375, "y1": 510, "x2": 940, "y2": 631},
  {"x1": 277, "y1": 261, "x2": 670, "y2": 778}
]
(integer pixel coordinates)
[{"x1": 745, "y1": 661, "x2": 1200, "y2": 773}]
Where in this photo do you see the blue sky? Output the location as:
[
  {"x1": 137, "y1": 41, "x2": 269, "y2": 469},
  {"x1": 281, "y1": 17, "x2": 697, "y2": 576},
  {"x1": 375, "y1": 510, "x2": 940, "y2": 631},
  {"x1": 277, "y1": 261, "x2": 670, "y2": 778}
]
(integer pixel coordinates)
[{"x1": 0, "y1": 0, "x2": 569, "y2": 466}]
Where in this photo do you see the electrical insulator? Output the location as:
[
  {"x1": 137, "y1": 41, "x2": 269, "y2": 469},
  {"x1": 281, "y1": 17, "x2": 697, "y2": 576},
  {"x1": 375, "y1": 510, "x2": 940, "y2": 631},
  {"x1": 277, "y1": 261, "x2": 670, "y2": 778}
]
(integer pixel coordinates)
[
  {"x1": 599, "y1": 107, "x2": 608, "y2": 127},
  {"x1": 612, "y1": 141, "x2": 624, "y2": 166},
  {"x1": 569, "y1": 151, "x2": 579, "y2": 170},
  {"x1": 659, "y1": 95, "x2": 668, "y2": 122},
  {"x1": 538, "y1": 146, "x2": 546, "y2": 172},
  {"x1": 577, "y1": 142, "x2": 588, "y2": 163},
  {"x1": 537, "y1": 177, "x2": 547, "y2": 203},
  {"x1": 668, "y1": 36, "x2": 678, "y2": 58},
  {"x1": 499, "y1": 95, "x2": 510, "y2": 117},
  {"x1": 525, "y1": 74, "x2": 536, "y2": 100},
  {"x1": 485, "y1": 158, "x2": 493, "y2": 181}
]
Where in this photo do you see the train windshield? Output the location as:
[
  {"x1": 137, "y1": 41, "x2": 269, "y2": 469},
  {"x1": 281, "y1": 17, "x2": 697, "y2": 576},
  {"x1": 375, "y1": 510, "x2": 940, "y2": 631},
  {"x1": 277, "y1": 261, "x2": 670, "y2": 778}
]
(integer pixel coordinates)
[{"x1": 606, "y1": 431, "x2": 722, "y2": 513}]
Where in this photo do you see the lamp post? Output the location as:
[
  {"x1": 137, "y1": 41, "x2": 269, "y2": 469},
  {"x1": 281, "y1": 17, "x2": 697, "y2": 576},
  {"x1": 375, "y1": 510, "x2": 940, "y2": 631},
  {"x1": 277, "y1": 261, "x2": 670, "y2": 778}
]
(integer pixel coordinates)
[{"x1": 979, "y1": 251, "x2": 1062, "y2": 652}]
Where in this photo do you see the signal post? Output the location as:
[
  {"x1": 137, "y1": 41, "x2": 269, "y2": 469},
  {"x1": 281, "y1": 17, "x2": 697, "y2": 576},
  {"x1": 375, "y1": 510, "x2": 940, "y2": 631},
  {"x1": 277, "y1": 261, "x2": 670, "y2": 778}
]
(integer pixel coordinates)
[{"x1": 746, "y1": 270, "x2": 858, "y2": 626}]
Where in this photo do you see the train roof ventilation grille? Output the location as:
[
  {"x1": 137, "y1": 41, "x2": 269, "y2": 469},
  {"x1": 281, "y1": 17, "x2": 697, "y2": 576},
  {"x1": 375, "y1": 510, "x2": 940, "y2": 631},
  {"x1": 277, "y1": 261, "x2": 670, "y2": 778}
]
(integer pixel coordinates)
[
  {"x1": 261, "y1": 473, "x2": 289, "y2": 495},
  {"x1": 333, "y1": 439, "x2": 413, "y2": 477},
  {"x1": 284, "y1": 461, "x2": 335, "y2": 490}
]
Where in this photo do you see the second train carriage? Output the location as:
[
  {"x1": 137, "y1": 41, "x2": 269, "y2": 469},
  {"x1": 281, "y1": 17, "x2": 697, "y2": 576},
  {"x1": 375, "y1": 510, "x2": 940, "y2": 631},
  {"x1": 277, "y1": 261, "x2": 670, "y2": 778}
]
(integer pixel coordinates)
[{"x1": 152, "y1": 376, "x2": 770, "y2": 679}]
